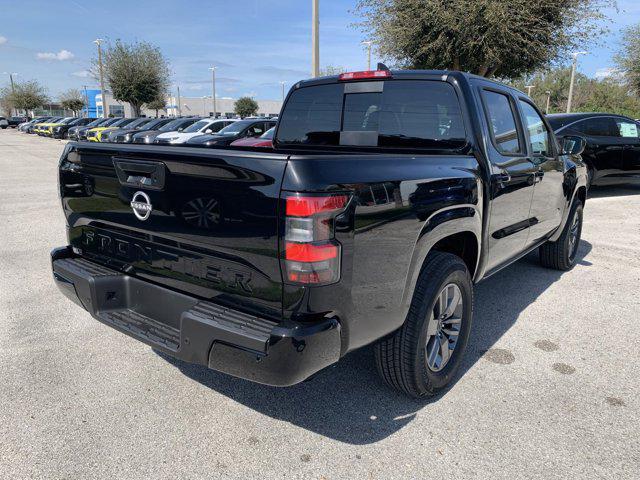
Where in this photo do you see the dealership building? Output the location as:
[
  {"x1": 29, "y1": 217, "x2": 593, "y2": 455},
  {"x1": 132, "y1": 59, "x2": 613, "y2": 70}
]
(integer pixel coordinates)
[{"x1": 91, "y1": 92, "x2": 282, "y2": 118}]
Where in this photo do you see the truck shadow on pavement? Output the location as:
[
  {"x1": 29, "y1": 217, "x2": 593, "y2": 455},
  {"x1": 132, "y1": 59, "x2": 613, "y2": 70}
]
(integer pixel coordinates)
[
  {"x1": 588, "y1": 184, "x2": 640, "y2": 199},
  {"x1": 155, "y1": 240, "x2": 592, "y2": 445}
]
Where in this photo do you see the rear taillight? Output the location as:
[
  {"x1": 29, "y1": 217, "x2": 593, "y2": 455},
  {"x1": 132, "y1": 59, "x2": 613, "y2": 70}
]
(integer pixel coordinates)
[
  {"x1": 283, "y1": 193, "x2": 349, "y2": 285},
  {"x1": 338, "y1": 70, "x2": 392, "y2": 81}
]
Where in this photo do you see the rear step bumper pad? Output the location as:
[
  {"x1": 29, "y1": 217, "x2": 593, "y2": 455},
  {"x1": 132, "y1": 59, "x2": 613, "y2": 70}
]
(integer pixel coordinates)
[{"x1": 51, "y1": 246, "x2": 341, "y2": 387}]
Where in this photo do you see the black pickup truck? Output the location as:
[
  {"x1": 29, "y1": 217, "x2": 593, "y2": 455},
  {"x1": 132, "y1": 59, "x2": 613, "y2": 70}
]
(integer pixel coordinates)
[{"x1": 52, "y1": 69, "x2": 587, "y2": 397}]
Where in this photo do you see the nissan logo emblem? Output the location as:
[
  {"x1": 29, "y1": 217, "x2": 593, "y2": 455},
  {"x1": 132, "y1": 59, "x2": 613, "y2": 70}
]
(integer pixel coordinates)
[{"x1": 130, "y1": 191, "x2": 153, "y2": 221}]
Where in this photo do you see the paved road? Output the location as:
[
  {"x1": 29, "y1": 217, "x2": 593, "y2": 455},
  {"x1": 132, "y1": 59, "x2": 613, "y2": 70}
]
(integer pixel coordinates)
[{"x1": 1, "y1": 129, "x2": 638, "y2": 479}]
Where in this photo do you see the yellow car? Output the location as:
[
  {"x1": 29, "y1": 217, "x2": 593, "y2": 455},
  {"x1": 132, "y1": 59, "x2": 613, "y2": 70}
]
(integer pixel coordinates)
[
  {"x1": 86, "y1": 118, "x2": 134, "y2": 142},
  {"x1": 40, "y1": 117, "x2": 78, "y2": 137},
  {"x1": 36, "y1": 117, "x2": 74, "y2": 136},
  {"x1": 30, "y1": 117, "x2": 63, "y2": 134}
]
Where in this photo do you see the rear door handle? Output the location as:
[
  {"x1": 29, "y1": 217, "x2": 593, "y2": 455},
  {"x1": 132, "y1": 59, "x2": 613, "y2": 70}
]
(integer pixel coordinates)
[
  {"x1": 495, "y1": 172, "x2": 511, "y2": 183},
  {"x1": 113, "y1": 158, "x2": 166, "y2": 190}
]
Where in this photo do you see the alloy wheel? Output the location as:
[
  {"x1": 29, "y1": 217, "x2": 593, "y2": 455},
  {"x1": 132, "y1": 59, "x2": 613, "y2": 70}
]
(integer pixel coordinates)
[{"x1": 425, "y1": 283, "x2": 463, "y2": 372}]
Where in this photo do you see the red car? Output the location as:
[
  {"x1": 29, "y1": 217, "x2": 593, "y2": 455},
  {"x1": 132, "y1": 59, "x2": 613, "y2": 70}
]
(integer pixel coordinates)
[{"x1": 230, "y1": 127, "x2": 274, "y2": 147}]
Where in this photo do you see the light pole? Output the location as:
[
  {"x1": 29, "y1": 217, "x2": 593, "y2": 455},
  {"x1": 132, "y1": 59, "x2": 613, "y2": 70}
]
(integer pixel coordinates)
[
  {"x1": 279, "y1": 81, "x2": 286, "y2": 102},
  {"x1": 311, "y1": 0, "x2": 319, "y2": 77},
  {"x1": 209, "y1": 66, "x2": 217, "y2": 118},
  {"x1": 83, "y1": 85, "x2": 90, "y2": 117},
  {"x1": 176, "y1": 85, "x2": 182, "y2": 116},
  {"x1": 2, "y1": 72, "x2": 17, "y2": 115},
  {"x1": 545, "y1": 90, "x2": 552, "y2": 114},
  {"x1": 525, "y1": 85, "x2": 535, "y2": 96},
  {"x1": 567, "y1": 51, "x2": 587, "y2": 113},
  {"x1": 93, "y1": 39, "x2": 108, "y2": 118},
  {"x1": 362, "y1": 41, "x2": 373, "y2": 70}
]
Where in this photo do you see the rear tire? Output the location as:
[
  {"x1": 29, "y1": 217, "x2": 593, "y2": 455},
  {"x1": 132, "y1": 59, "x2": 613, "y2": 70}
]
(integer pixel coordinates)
[
  {"x1": 539, "y1": 199, "x2": 583, "y2": 271},
  {"x1": 587, "y1": 165, "x2": 595, "y2": 189},
  {"x1": 374, "y1": 251, "x2": 473, "y2": 398}
]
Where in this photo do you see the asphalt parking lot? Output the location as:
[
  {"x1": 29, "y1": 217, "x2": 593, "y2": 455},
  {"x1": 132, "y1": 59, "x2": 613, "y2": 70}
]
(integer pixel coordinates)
[{"x1": 0, "y1": 128, "x2": 638, "y2": 479}]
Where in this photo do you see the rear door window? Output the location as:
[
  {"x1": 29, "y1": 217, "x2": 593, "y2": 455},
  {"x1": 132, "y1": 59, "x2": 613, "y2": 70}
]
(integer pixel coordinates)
[
  {"x1": 615, "y1": 119, "x2": 639, "y2": 139},
  {"x1": 277, "y1": 80, "x2": 467, "y2": 149},
  {"x1": 483, "y1": 90, "x2": 522, "y2": 155},
  {"x1": 574, "y1": 117, "x2": 619, "y2": 137}
]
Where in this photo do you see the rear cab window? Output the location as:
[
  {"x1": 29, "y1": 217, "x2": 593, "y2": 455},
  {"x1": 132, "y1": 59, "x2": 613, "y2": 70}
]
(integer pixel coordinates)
[{"x1": 276, "y1": 80, "x2": 467, "y2": 151}]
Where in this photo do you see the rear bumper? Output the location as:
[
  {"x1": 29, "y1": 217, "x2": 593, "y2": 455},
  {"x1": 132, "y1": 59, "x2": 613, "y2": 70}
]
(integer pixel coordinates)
[{"x1": 51, "y1": 246, "x2": 341, "y2": 386}]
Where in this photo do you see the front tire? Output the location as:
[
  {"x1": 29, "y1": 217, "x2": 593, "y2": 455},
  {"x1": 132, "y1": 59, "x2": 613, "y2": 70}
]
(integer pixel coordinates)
[
  {"x1": 539, "y1": 199, "x2": 583, "y2": 271},
  {"x1": 374, "y1": 251, "x2": 473, "y2": 398}
]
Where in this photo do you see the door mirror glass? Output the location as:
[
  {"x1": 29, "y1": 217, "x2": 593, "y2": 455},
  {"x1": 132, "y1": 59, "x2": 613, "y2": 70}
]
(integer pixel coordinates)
[{"x1": 561, "y1": 135, "x2": 587, "y2": 156}]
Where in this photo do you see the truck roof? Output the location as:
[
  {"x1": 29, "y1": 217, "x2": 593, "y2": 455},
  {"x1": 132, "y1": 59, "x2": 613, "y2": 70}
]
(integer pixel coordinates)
[{"x1": 294, "y1": 69, "x2": 528, "y2": 98}]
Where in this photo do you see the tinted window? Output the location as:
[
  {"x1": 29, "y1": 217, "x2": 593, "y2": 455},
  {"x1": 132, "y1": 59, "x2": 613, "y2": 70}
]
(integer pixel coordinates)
[
  {"x1": 483, "y1": 90, "x2": 521, "y2": 154},
  {"x1": 183, "y1": 120, "x2": 211, "y2": 133},
  {"x1": 208, "y1": 121, "x2": 227, "y2": 133},
  {"x1": 615, "y1": 119, "x2": 639, "y2": 139},
  {"x1": 574, "y1": 117, "x2": 618, "y2": 137},
  {"x1": 144, "y1": 118, "x2": 170, "y2": 129},
  {"x1": 218, "y1": 120, "x2": 256, "y2": 135},
  {"x1": 519, "y1": 100, "x2": 551, "y2": 156},
  {"x1": 127, "y1": 117, "x2": 152, "y2": 129},
  {"x1": 278, "y1": 81, "x2": 465, "y2": 149}
]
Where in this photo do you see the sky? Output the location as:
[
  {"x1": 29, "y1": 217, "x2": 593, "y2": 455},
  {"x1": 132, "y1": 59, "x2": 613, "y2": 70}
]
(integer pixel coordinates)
[{"x1": 1, "y1": 0, "x2": 639, "y2": 102}]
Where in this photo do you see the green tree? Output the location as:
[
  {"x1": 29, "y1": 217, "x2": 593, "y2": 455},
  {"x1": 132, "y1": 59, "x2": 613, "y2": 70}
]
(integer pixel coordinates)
[
  {"x1": 95, "y1": 40, "x2": 171, "y2": 116},
  {"x1": 234, "y1": 96, "x2": 259, "y2": 118},
  {"x1": 508, "y1": 67, "x2": 640, "y2": 118},
  {"x1": 145, "y1": 96, "x2": 166, "y2": 117},
  {"x1": 9, "y1": 80, "x2": 49, "y2": 116},
  {"x1": 354, "y1": 0, "x2": 614, "y2": 78},
  {"x1": 615, "y1": 22, "x2": 640, "y2": 96},
  {"x1": 59, "y1": 88, "x2": 86, "y2": 115},
  {"x1": 0, "y1": 86, "x2": 14, "y2": 116}
]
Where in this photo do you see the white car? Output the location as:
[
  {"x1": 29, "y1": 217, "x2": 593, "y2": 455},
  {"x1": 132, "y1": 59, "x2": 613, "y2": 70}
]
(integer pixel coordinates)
[
  {"x1": 0, "y1": 117, "x2": 8, "y2": 129},
  {"x1": 154, "y1": 118, "x2": 237, "y2": 144}
]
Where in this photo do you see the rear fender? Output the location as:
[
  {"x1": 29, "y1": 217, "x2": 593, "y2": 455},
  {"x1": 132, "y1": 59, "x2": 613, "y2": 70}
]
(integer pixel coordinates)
[
  {"x1": 401, "y1": 205, "x2": 482, "y2": 309},
  {"x1": 549, "y1": 157, "x2": 587, "y2": 242}
]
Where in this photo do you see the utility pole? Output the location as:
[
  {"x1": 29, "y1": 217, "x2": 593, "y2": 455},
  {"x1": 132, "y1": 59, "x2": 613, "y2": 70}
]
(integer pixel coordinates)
[
  {"x1": 93, "y1": 39, "x2": 108, "y2": 117},
  {"x1": 545, "y1": 90, "x2": 552, "y2": 114},
  {"x1": 362, "y1": 41, "x2": 373, "y2": 70},
  {"x1": 280, "y1": 81, "x2": 286, "y2": 102},
  {"x1": 311, "y1": 0, "x2": 319, "y2": 77},
  {"x1": 83, "y1": 85, "x2": 90, "y2": 117},
  {"x1": 177, "y1": 85, "x2": 182, "y2": 116},
  {"x1": 525, "y1": 85, "x2": 535, "y2": 96},
  {"x1": 567, "y1": 51, "x2": 587, "y2": 113},
  {"x1": 209, "y1": 66, "x2": 217, "y2": 117},
  {"x1": 3, "y1": 72, "x2": 17, "y2": 115}
]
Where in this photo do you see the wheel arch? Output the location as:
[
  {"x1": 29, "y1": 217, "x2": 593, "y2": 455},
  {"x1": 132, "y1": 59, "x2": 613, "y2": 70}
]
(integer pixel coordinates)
[{"x1": 401, "y1": 207, "x2": 481, "y2": 310}]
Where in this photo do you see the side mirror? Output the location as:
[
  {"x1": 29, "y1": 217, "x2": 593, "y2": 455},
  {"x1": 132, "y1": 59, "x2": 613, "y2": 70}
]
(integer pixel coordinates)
[
  {"x1": 561, "y1": 135, "x2": 587, "y2": 156},
  {"x1": 178, "y1": 127, "x2": 184, "y2": 132},
  {"x1": 205, "y1": 128, "x2": 213, "y2": 134}
]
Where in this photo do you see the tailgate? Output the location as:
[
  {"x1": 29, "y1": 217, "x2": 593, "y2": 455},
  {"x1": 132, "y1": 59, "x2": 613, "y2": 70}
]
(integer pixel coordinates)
[{"x1": 59, "y1": 143, "x2": 288, "y2": 319}]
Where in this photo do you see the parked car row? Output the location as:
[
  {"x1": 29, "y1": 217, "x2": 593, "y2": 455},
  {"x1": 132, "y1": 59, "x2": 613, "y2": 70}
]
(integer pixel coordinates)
[
  {"x1": 8, "y1": 108, "x2": 639, "y2": 188},
  {"x1": 0, "y1": 115, "x2": 30, "y2": 128},
  {"x1": 14, "y1": 115, "x2": 278, "y2": 148}
]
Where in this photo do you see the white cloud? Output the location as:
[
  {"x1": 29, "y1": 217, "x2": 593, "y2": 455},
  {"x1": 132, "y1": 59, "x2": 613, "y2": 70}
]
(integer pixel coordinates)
[
  {"x1": 594, "y1": 67, "x2": 620, "y2": 80},
  {"x1": 71, "y1": 70, "x2": 91, "y2": 78},
  {"x1": 36, "y1": 49, "x2": 74, "y2": 61},
  {"x1": 0, "y1": 36, "x2": 7, "y2": 45}
]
